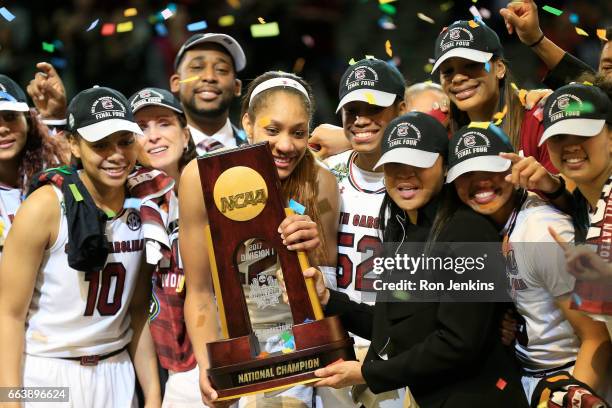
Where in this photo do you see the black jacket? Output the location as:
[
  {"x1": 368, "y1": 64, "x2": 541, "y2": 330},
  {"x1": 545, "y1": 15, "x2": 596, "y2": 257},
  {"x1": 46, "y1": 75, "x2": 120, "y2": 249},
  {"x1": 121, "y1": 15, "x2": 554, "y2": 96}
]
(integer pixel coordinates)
[
  {"x1": 543, "y1": 52, "x2": 595, "y2": 90},
  {"x1": 326, "y1": 204, "x2": 529, "y2": 408}
]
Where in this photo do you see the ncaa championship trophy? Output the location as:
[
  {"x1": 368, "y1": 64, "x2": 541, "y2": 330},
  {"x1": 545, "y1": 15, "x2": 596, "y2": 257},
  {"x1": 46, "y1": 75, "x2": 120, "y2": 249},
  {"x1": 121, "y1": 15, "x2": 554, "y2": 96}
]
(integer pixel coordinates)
[{"x1": 197, "y1": 142, "x2": 355, "y2": 400}]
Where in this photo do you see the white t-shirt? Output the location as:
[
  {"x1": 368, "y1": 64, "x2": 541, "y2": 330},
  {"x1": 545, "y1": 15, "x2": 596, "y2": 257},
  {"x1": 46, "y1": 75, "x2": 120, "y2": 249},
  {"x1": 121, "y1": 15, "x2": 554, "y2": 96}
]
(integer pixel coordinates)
[
  {"x1": 326, "y1": 150, "x2": 385, "y2": 346},
  {"x1": 0, "y1": 185, "x2": 22, "y2": 250},
  {"x1": 505, "y1": 193, "x2": 580, "y2": 372}
]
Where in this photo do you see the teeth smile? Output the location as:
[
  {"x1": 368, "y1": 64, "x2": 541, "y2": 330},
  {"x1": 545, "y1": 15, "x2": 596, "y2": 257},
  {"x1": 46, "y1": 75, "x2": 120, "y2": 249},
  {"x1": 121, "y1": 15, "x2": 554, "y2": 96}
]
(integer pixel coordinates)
[
  {"x1": 565, "y1": 158, "x2": 585, "y2": 163},
  {"x1": 475, "y1": 191, "x2": 494, "y2": 199},
  {"x1": 149, "y1": 147, "x2": 168, "y2": 154}
]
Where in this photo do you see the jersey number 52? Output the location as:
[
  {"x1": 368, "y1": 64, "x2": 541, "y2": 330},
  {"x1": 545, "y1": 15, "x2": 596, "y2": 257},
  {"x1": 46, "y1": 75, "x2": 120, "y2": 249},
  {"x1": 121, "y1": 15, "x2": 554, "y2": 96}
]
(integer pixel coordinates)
[{"x1": 336, "y1": 233, "x2": 382, "y2": 291}]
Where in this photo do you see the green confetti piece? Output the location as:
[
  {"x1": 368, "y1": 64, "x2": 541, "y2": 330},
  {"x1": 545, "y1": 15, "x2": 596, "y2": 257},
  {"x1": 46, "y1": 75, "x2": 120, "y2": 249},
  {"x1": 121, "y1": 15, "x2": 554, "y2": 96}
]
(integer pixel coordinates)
[
  {"x1": 542, "y1": 5, "x2": 563, "y2": 16},
  {"x1": 564, "y1": 101, "x2": 594, "y2": 114},
  {"x1": 392, "y1": 290, "x2": 410, "y2": 301},
  {"x1": 69, "y1": 184, "x2": 83, "y2": 202},
  {"x1": 45, "y1": 165, "x2": 72, "y2": 175},
  {"x1": 104, "y1": 209, "x2": 117, "y2": 218},
  {"x1": 280, "y1": 330, "x2": 292, "y2": 341},
  {"x1": 42, "y1": 42, "x2": 55, "y2": 53},
  {"x1": 250, "y1": 22, "x2": 280, "y2": 38},
  {"x1": 348, "y1": 58, "x2": 357, "y2": 65},
  {"x1": 379, "y1": 3, "x2": 397, "y2": 15}
]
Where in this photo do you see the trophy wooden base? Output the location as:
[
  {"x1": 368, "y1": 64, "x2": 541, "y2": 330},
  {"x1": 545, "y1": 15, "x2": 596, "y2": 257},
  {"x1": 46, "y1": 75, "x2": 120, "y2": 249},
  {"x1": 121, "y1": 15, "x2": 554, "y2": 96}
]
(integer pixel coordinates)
[{"x1": 207, "y1": 316, "x2": 356, "y2": 400}]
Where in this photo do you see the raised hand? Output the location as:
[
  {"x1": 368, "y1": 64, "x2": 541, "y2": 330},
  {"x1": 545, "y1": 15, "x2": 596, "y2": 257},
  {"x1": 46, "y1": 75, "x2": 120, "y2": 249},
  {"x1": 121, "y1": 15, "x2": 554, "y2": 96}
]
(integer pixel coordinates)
[
  {"x1": 309, "y1": 124, "x2": 351, "y2": 159},
  {"x1": 26, "y1": 62, "x2": 67, "y2": 120},
  {"x1": 500, "y1": 152, "x2": 560, "y2": 192},
  {"x1": 499, "y1": 0, "x2": 544, "y2": 45}
]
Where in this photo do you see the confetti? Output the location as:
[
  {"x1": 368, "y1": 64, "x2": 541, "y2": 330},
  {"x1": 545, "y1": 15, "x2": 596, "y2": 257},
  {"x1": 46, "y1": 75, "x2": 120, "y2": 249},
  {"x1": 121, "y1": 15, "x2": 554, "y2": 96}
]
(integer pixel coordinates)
[
  {"x1": 385, "y1": 40, "x2": 393, "y2": 57},
  {"x1": 440, "y1": 1, "x2": 454, "y2": 12},
  {"x1": 349, "y1": 58, "x2": 357, "y2": 65},
  {"x1": 256, "y1": 351, "x2": 269, "y2": 359},
  {"x1": 101, "y1": 23, "x2": 116, "y2": 36},
  {"x1": 42, "y1": 42, "x2": 55, "y2": 53},
  {"x1": 0, "y1": 7, "x2": 16, "y2": 22},
  {"x1": 392, "y1": 290, "x2": 410, "y2": 300},
  {"x1": 161, "y1": 8, "x2": 174, "y2": 20},
  {"x1": 176, "y1": 275, "x2": 185, "y2": 293},
  {"x1": 379, "y1": 0, "x2": 396, "y2": 3},
  {"x1": 236, "y1": 129, "x2": 247, "y2": 141},
  {"x1": 597, "y1": 29, "x2": 608, "y2": 41},
  {"x1": 250, "y1": 22, "x2": 279, "y2": 38},
  {"x1": 484, "y1": 61, "x2": 491, "y2": 72},
  {"x1": 53, "y1": 40, "x2": 64, "y2": 49},
  {"x1": 424, "y1": 63, "x2": 433, "y2": 73},
  {"x1": 155, "y1": 23, "x2": 168, "y2": 36},
  {"x1": 117, "y1": 21, "x2": 134, "y2": 33},
  {"x1": 86, "y1": 19, "x2": 100, "y2": 32},
  {"x1": 572, "y1": 293, "x2": 582, "y2": 306},
  {"x1": 378, "y1": 16, "x2": 396, "y2": 30},
  {"x1": 472, "y1": 0, "x2": 477, "y2": 2},
  {"x1": 379, "y1": 3, "x2": 397, "y2": 15},
  {"x1": 227, "y1": 0, "x2": 241, "y2": 9},
  {"x1": 469, "y1": 121, "x2": 491, "y2": 129},
  {"x1": 496, "y1": 378, "x2": 507, "y2": 390},
  {"x1": 218, "y1": 15, "x2": 235, "y2": 27},
  {"x1": 179, "y1": 75, "x2": 200, "y2": 83},
  {"x1": 569, "y1": 13, "x2": 579, "y2": 24},
  {"x1": 258, "y1": 17, "x2": 266, "y2": 24},
  {"x1": 303, "y1": 318, "x2": 314, "y2": 323},
  {"x1": 289, "y1": 199, "x2": 306, "y2": 215},
  {"x1": 469, "y1": 6, "x2": 482, "y2": 21},
  {"x1": 281, "y1": 348, "x2": 293, "y2": 354},
  {"x1": 124, "y1": 8, "x2": 137, "y2": 17},
  {"x1": 258, "y1": 116, "x2": 271, "y2": 128},
  {"x1": 387, "y1": 56, "x2": 401, "y2": 67},
  {"x1": 293, "y1": 57, "x2": 305, "y2": 73},
  {"x1": 479, "y1": 8, "x2": 491, "y2": 19},
  {"x1": 50, "y1": 57, "x2": 68, "y2": 69},
  {"x1": 575, "y1": 27, "x2": 588, "y2": 36},
  {"x1": 187, "y1": 20, "x2": 208, "y2": 31},
  {"x1": 428, "y1": 58, "x2": 435, "y2": 64},
  {"x1": 417, "y1": 13, "x2": 434, "y2": 24},
  {"x1": 468, "y1": 20, "x2": 479, "y2": 29},
  {"x1": 365, "y1": 55, "x2": 375, "y2": 59},
  {"x1": 542, "y1": 5, "x2": 563, "y2": 16},
  {"x1": 364, "y1": 92, "x2": 376, "y2": 105},
  {"x1": 565, "y1": 101, "x2": 594, "y2": 114},
  {"x1": 511, "y1": 82, "x2": 519, "y2": 92},
  {"x1": 301, "y1": 35, "x2": 315, "y2": 48}
]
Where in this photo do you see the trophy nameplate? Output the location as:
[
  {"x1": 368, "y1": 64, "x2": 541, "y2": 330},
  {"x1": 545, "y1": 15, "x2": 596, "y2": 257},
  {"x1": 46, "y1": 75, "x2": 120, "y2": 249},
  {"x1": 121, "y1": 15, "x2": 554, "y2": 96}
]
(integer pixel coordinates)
[{"x1": 197, "y1": 142, "x2": 355, "y2": 400}]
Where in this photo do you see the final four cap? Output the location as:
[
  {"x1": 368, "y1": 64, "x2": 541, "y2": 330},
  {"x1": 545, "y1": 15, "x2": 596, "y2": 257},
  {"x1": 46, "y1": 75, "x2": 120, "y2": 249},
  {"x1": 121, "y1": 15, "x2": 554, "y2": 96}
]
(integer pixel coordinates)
[
  {"x1": 0, "y1": 75, "x2": 29, "y2": 112},
  {"x1": 128, "y1": 87, "x2": 183, "y2": 114},
  {"x1": 539, "y1": 82, "x2": 612, "y2": 146},
  {"x1": 174, "y1": 33, "x2": 246, "y2": 72},
  {"x1": 336, "y1": 58, "x2": 406, "y2": 113},
  {"x1": 374, "y1": 111, "x2": 448, "y2": 170},
  {"x1": 66, "y1": 86, "x2": 143, "y2": 142},
  {"x1": 446, "y1": 122, "x2": 514, "y2": 183},
  {"x1": 432, "y1": 20, "x2": 503, "y2": 74}
]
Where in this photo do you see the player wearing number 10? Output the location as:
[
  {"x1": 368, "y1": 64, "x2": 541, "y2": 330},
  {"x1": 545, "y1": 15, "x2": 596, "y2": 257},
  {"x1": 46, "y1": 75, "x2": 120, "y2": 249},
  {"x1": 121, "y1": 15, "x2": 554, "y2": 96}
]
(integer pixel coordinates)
[{"x1": 0, "y1": 87, "x2": 161, "y2": 407}]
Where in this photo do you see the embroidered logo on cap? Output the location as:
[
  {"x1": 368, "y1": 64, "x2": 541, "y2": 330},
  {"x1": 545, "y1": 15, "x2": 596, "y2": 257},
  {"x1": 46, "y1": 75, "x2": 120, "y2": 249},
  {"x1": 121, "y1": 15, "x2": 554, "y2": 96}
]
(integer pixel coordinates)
[
  {"x1": 455, "y1": 130, "x2": 490, "y2": 159},
  {"x1": 91, "y1": 96, "x2": 127, "y2": 120},
  {"x1": 440, "y1": 27, "x2": 474, "y2": 53},
  {"x1": 388, "y1": 121, "x2": 421, "y2": 148},
  {"x1": 345, "y1": 66, "x2": 379, "y2": 91},
  {"x1": 131, "y1": 89, "x2": 165, "y2": 110},
  {"x1": 548, "y1": 93, "x2": 583, "y2": 122}
]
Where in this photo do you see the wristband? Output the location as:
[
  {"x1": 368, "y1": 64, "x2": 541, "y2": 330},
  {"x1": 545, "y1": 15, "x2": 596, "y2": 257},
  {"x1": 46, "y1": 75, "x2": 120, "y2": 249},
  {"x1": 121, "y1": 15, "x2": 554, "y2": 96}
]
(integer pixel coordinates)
[
  {"x1": 528, "y1": 32, "x2": 545, "y2": 48},
  {"x1": 41, "y1": 118, "x2": 68, "y2": 126},
  {"x1": 542, "y1": 176, "x2": 566, "y2": 200}
]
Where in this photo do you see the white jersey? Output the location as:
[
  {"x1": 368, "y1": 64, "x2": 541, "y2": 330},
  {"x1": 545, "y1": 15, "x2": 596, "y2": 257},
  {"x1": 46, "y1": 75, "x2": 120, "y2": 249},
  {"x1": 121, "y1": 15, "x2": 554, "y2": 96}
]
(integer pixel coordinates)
[
  {"x1": 326, "y1": 150, "x2": 385, "y2": 347},
  {"x1": 25, "y1": 186, "x2": 145, "y2": 357},
  {"x1": 0, "y1": 185, "x2": 22, "y2": 249},
  {"x1": 504, "y1": 194, "x2": 580, "y2": 372}
]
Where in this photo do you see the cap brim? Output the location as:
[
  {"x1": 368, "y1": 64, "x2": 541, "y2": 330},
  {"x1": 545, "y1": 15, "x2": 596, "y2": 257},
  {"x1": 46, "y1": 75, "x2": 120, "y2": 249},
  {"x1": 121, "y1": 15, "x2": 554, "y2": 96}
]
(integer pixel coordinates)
[
  {"x1": 432, "y1": 48, "x2": 493, "y2": 74},
  {"x1": 77, "y1": 119, "x2": 144, "y2": 142},
  {"x1": 374, "y1": 148, "x2": 440, "y2": 170},
  {"x1": 539, "y1": 118, "x2": 606, "y2": 146},
  {"x1": 132, "y1": 102, "x2": 183, "y2": 115},
  {"x1": 446, "y1": 155, "x2": 510, "y2": 183},
  {"x1": 0, "y1": 101, "x2": 29, "y2": 112},
  {"x1": 185, "y1": 34, "x2": 246, "y2": 72},
  {"x1": 336, "y1": 90, "x2": 397, "y2": 113}
]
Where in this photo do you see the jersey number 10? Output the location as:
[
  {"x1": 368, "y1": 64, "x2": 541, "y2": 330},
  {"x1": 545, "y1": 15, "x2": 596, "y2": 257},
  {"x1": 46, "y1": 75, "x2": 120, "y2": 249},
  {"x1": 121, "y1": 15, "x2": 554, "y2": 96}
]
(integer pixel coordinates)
[{"x1": 84, "y1": 262, "x2": 126, "y2": 316}]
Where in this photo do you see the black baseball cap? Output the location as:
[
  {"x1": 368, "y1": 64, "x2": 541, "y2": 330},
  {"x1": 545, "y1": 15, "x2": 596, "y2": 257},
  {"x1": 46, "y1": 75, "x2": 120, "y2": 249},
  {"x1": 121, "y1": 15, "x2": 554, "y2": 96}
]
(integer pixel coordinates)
[
  {"x1": 432, "y1": 20, "x2": 503, "y2": 74},
  {"x1": 539, "y1": 82, "x2": 612, "y2": 146},
  {"x1": 0, "y1": 74, "x2": 29, "y2": 112},
  {"x1": 374, "y1": 111, "x2": 448, "y2": 170},
  {"x1": 173, "y1": 33, "x2": 246, "y2": 72},
  {"x1": 128, "y1": 87, "x2": 183, "y2": 115},
  {"x1": 336, "y1": 58, "x2": 406, "y2": 113},
  {"x1": 66, "y1": 86, "x2": 143, "y2": 142},
  {"x1": 446, "y1": 122, "x2": 513, "y2": 183}
]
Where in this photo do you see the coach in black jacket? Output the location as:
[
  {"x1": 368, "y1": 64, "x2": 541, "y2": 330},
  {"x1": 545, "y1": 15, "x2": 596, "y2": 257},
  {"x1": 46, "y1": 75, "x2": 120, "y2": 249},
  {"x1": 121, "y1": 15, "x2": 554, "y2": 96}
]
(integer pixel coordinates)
[{"x1": 314, "y1": 201, "x2": 529, "y2": 407}]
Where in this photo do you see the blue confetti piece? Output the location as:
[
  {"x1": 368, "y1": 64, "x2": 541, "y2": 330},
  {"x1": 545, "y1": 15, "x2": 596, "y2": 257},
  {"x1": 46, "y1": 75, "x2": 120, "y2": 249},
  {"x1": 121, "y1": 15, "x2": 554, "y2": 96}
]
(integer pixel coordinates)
[
  {"x1": 0, "y1": 7, "x2": 16, "y2": 22},
  {"x1": 572, "y1": 293, "x2": 582, "y2": 306},
  {"x1": 86, "y1": 19, "x2": 100, "y2": 32},
  {"x1": 236, "y1": 129, "x2": 247, "y2": 141},
  {"x1": 123, "y1": 197, "x2": 142, "y2": 209},
  {"x1": 50, "y1": 57, "x2": 68, "y2": 70},
  {"x1": 167, "y1": 3, "x2": 178, "y2": 12},
  {"x1": 155, "y1": 23, "x2": 168, "y2": 36},
  {"x1": 569, "y1": 13, "x2": 579, "y2": 24},
  {"x1": 53, "y1": 40, "x2": 64, "y2": 50},
  {"x1": 303, "y1": 318, "x2": 314, "y2": 323},
  {"x1": 484, "y1": 61, "x2": 491, "y2": 72},
  {"x1": 289, "y1": 199, "x2": 305, "y2": 215},
  {"x1": 187, "y1": 20, "x2": 207, "y2": 32}
]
